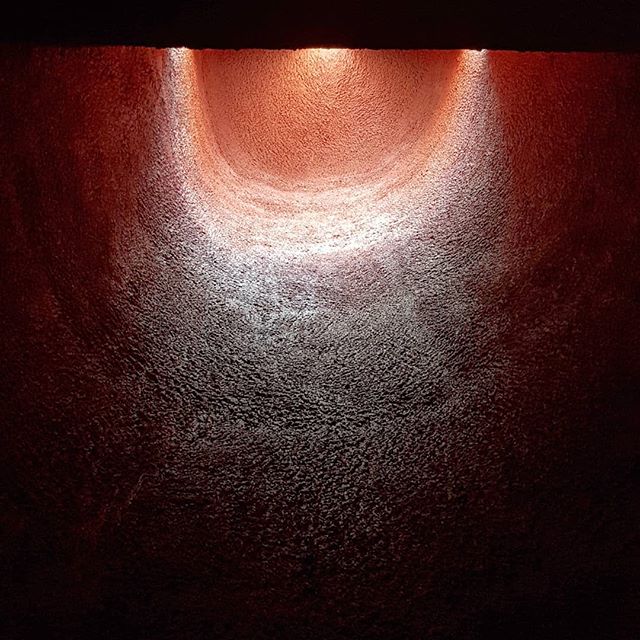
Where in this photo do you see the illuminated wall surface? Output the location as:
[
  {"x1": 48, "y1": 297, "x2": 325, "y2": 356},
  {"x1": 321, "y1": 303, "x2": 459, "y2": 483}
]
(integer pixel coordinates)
[{"x1": 1, "y1": 48, "x2": 639, "y2": 638}]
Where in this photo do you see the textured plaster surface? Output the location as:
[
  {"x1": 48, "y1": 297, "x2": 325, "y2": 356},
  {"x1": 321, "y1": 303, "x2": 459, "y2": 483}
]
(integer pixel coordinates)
[{"x1": 1, "y1": 47, "x2": 639, "y2": 639}]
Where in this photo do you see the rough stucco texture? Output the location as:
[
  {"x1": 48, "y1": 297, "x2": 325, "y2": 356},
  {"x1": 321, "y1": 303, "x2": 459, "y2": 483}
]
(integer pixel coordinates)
[{"x1": 1, "y1": 48, "x2": 639, "y2": 639}]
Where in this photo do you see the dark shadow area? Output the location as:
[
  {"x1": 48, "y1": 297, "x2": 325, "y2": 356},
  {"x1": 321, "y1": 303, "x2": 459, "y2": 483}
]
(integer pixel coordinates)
[{"x1": 1, "y1": 0, "x2": 640, "y2": 50}]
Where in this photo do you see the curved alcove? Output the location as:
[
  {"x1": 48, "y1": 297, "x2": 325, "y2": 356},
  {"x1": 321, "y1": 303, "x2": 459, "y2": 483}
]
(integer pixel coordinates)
[
  {"x1": 167, "y1": 49, "x2": 474, "y2": 257},
  {"x1": 1, "y1": 47, "x2": 639, "y2": 639},
  {"x1": 194, "y1": 49, "x2": 459, "y2": 187}
]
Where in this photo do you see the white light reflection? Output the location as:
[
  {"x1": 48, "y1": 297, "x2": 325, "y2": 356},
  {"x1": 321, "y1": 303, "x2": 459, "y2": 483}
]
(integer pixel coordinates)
[{"x1": 164, "y1": 48, "x2": 490, "y2": 260}]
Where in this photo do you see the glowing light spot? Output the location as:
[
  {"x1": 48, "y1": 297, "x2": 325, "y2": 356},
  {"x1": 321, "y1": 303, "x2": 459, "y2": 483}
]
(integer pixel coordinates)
[
  {"x1": 165, "y1": 49, "x2": 492, "y2": 258},
  {"x1": 303, "y1": 47, "x2": 346, "y2": 61},
  {"x1": 299, "y1": 47, "x2": 351, "y2": 75}
]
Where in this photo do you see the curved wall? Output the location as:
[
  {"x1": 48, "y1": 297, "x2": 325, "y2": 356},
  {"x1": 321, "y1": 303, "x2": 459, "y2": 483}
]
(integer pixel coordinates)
[{"x1": 1, "y1": 47, "x2": 639, "y2": 639}]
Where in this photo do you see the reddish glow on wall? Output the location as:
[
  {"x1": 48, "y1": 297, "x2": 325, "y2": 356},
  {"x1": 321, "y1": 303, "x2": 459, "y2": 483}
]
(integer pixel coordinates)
[
  {"x1": 194, "y1": 49, "x2": 462, "y2": 186},
  {"x1": 302, "y1": 47, "x2": 350, "y2": 66},
  {"x1": 165, "y1": 49, "x2": 490, "y2": 255},
  {"x1": 3, "y1": 45, "x2": 639, "y2": 638}
]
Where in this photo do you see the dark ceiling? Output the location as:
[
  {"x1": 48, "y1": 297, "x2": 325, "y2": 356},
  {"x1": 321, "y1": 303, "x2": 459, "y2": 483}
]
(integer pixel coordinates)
[{"x1": 1, "y1": 0, "x2": 639, "y2": 50}]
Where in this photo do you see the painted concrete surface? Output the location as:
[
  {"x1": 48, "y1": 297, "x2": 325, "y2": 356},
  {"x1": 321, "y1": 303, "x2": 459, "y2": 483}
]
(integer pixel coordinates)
[{"x1": 1, "y1": 48, "x2": 639, "y2": 638}]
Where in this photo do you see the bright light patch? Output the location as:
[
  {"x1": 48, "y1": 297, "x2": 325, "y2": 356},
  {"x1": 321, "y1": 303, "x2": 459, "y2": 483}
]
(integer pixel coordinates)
[
  {"x1": 298, "y1": 47, "x2": 352, "y2": 77},
  {"x1": 165, "y1": 49, "x2": 493, "y2": 258}
]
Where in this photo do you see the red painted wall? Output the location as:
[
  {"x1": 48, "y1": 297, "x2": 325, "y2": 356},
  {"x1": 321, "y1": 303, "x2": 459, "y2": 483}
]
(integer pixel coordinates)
[{"x1": 1, "y1": 47, "x2": 639, "y2": 639}]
